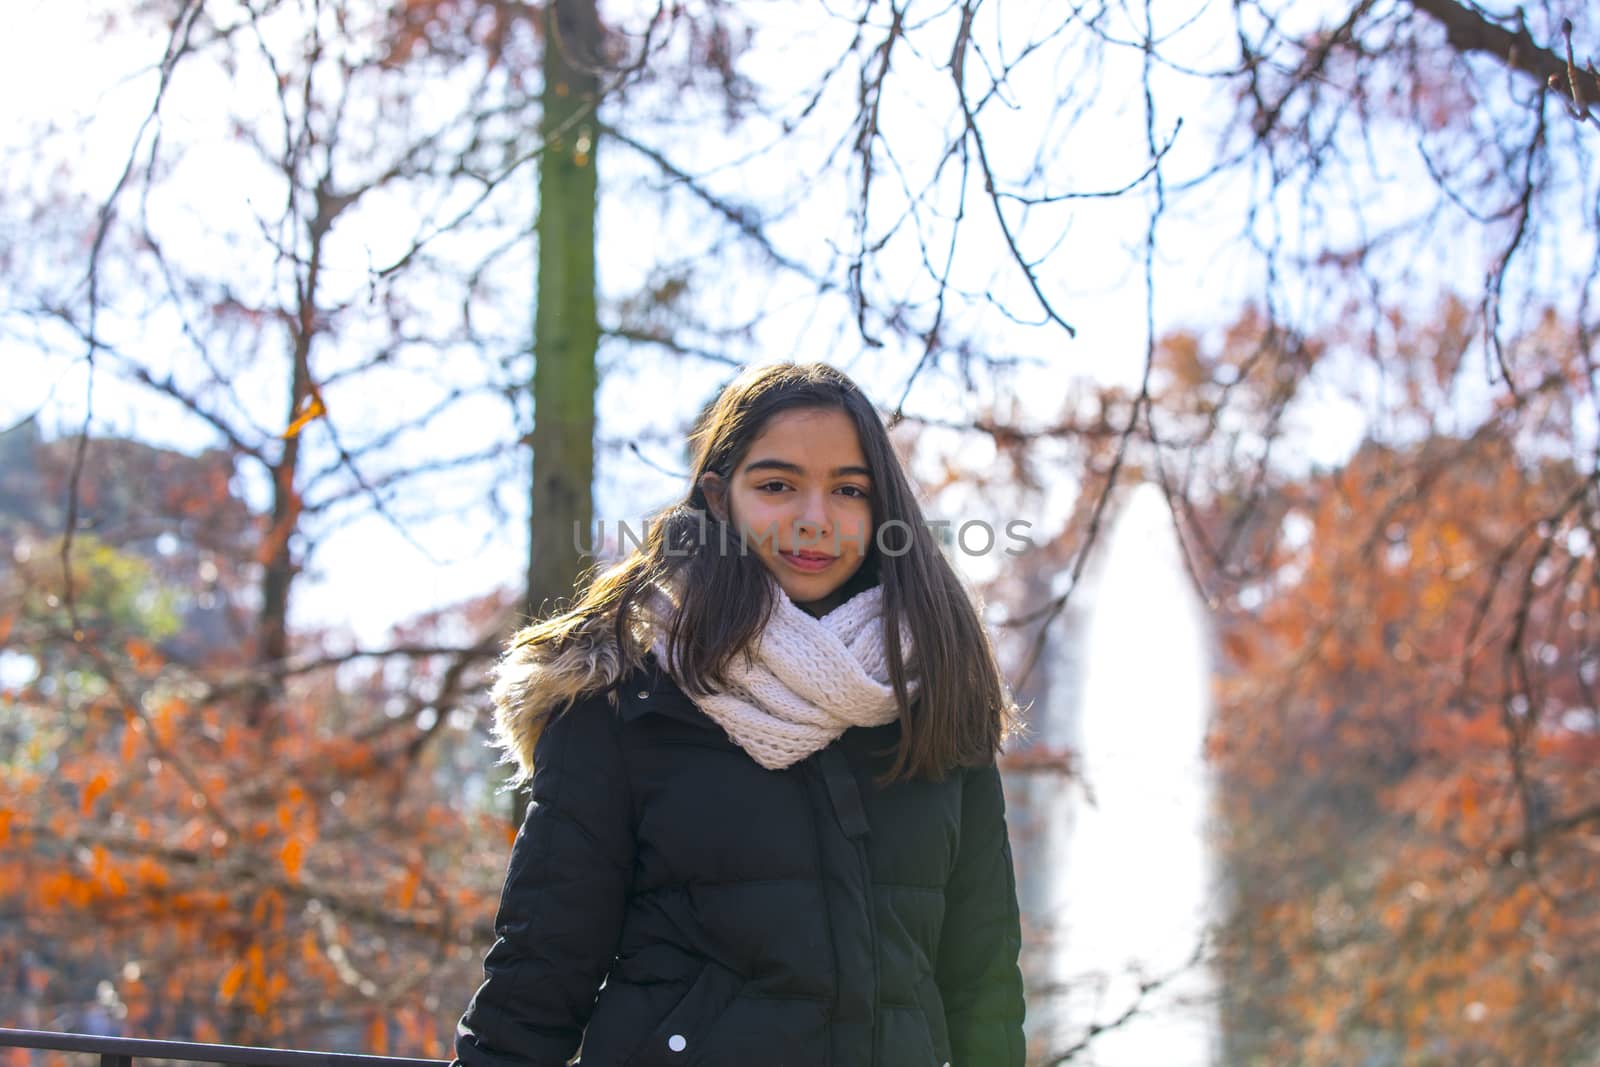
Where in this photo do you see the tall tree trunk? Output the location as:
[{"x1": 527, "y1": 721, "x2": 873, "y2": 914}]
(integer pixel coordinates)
[
  {"x1": 516, "y1": 0, "x2": 603, "y2": 824},
  {"x1": 254, "y1": 258, "x2": 318, "y2": 732}
]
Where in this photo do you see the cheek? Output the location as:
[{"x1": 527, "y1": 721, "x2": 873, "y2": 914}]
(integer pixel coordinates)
[
  {"x1": 730, "y1": 493, "x2": 789, "y2": 543},
  {"x1": 730, "y1": 488, "x2": 773, "y2": 520},
  {"x1": 837, "y1": 508, "x2": 872, "y2": 552}
]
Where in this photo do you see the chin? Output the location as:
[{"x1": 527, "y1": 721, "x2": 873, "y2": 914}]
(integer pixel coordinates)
[{"x1": 778, "y1": 576, "x2": 842, "y2": 603}]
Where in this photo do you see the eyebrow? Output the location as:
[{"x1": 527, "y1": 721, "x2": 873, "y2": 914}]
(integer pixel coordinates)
[{"x1": 743, "y1": 458, "x2": 873, "y2": 479}]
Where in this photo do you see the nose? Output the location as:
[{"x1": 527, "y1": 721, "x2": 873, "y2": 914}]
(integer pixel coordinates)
[{"x1": 794, "y1": 489, "x2": 831, "y2": 543}]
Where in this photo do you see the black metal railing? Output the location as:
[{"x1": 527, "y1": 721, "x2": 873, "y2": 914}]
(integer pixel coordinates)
[{"x1": 0, "y1": 1029, "x2": 448, "y2": 1067}]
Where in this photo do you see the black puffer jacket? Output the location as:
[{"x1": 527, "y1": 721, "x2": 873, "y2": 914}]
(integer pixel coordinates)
[{"x1": 453, "y1": 649, "x2": 1026, "y2": 1066}]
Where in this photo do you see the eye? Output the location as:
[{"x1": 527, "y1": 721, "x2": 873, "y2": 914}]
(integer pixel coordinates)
[
  {"x1": 837, "y1": 485, "x2": 869, "y2": 499},
  {"x1": 756, "y1": 481, "x2": 790, "y2": 493}
]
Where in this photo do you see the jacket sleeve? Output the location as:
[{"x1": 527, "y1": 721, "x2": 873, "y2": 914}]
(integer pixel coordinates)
[
  {"x1": 935, "y1": 759, "x2": 1027, "y2": 1066},
  {"x1": 454, "y1": 693, "x2": 635, "y2": 1067}
]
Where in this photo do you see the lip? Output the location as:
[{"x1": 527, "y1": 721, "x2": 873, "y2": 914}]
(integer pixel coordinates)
[{"x1": 779, "y1": 550, "x2": 836, "y2": 573}]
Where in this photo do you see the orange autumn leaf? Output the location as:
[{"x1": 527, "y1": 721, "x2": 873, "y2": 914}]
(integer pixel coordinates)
[
  {"x1": 1459, "y1": 777, "x2": 1478, "y2": 821},
  {"x1": 281, "y1": 391, "x2": 326, "y2": 439},
  {"x1": 1221, "y1": 629, "x2": 1255, "y2": 667},
  {"x1": 124, "y1": 637, "x2": 161, "y2": 671},
  {"x1": 120, "y1": 720, "x2": 141, "y2": 765},
  {"x1": 218, "y1": 962, "x2": 245, "y2": 1001},
  {"x1": 80, "y1": 773, "x2": 110, "y2": 817},
  {"x1": 279, "y1": 837, "x2": 305, "y2": 880},
  {"x1": 396, "y1": 868, "x2": 420, "y2": 910},
  {"x1": 134, "y1": 857, "x2": 169, "y2": 888},
  {"x1": 367, "y1": 1014, "x2": 388, "y2": 1056}
]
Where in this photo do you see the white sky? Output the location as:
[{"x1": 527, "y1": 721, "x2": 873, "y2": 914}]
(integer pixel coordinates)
[{"x1": 1, "y1": 0, "x2": 1518, "y2": 647}]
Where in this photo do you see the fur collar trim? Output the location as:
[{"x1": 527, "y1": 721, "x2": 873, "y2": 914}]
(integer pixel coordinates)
[{"x1": 488, "y1": 611, "x2": 650, "y2": 786}]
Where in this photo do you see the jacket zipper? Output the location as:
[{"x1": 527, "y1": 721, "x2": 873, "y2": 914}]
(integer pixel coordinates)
[
  {"x1": 803, "y1": 759, "x2": 836, "y2": 1067},
  {"x1": 854, "y1": 833, "x2": 881, "y2": 1067}
]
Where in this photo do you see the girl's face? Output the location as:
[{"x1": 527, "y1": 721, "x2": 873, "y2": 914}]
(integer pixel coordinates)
[{"x1": 722, "y1": 407, "x2": 874, "y2": 617}]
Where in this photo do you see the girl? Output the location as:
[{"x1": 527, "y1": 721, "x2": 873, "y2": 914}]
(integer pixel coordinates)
[{"x1": 451, "y1": 362, "x2": 1027, "y2": 1066}]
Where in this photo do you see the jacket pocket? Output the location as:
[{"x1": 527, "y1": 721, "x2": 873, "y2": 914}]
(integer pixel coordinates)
[
  {"x1": 623, "y1": 958, "x2": 743, "y2": 1066},
  {"x1": 917, "y1": 972, "x2": 953, "y2": 1065}
]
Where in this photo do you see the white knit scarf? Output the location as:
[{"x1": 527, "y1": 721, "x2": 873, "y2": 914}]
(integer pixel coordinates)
[{"x1": 642, "y1": 569, "x2": 919, "y2": 770}]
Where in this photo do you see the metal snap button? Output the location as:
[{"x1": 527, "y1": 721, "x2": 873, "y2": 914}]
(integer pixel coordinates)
[
  {"x1": 637, "y1": 690, "x2": 650, "y2": 699},
  {"x1": 667, "y1": 1033, "x2": 687, "y2": 1052}
]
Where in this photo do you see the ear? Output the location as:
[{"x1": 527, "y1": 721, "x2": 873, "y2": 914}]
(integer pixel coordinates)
[{"x1": 698, "y1": 471, "x2": 730, "y2": 524}]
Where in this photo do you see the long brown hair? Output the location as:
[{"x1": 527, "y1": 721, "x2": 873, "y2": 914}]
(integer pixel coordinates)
[{"x1": 507, "y1": 361, "x2": 1022, "y2": 784}]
